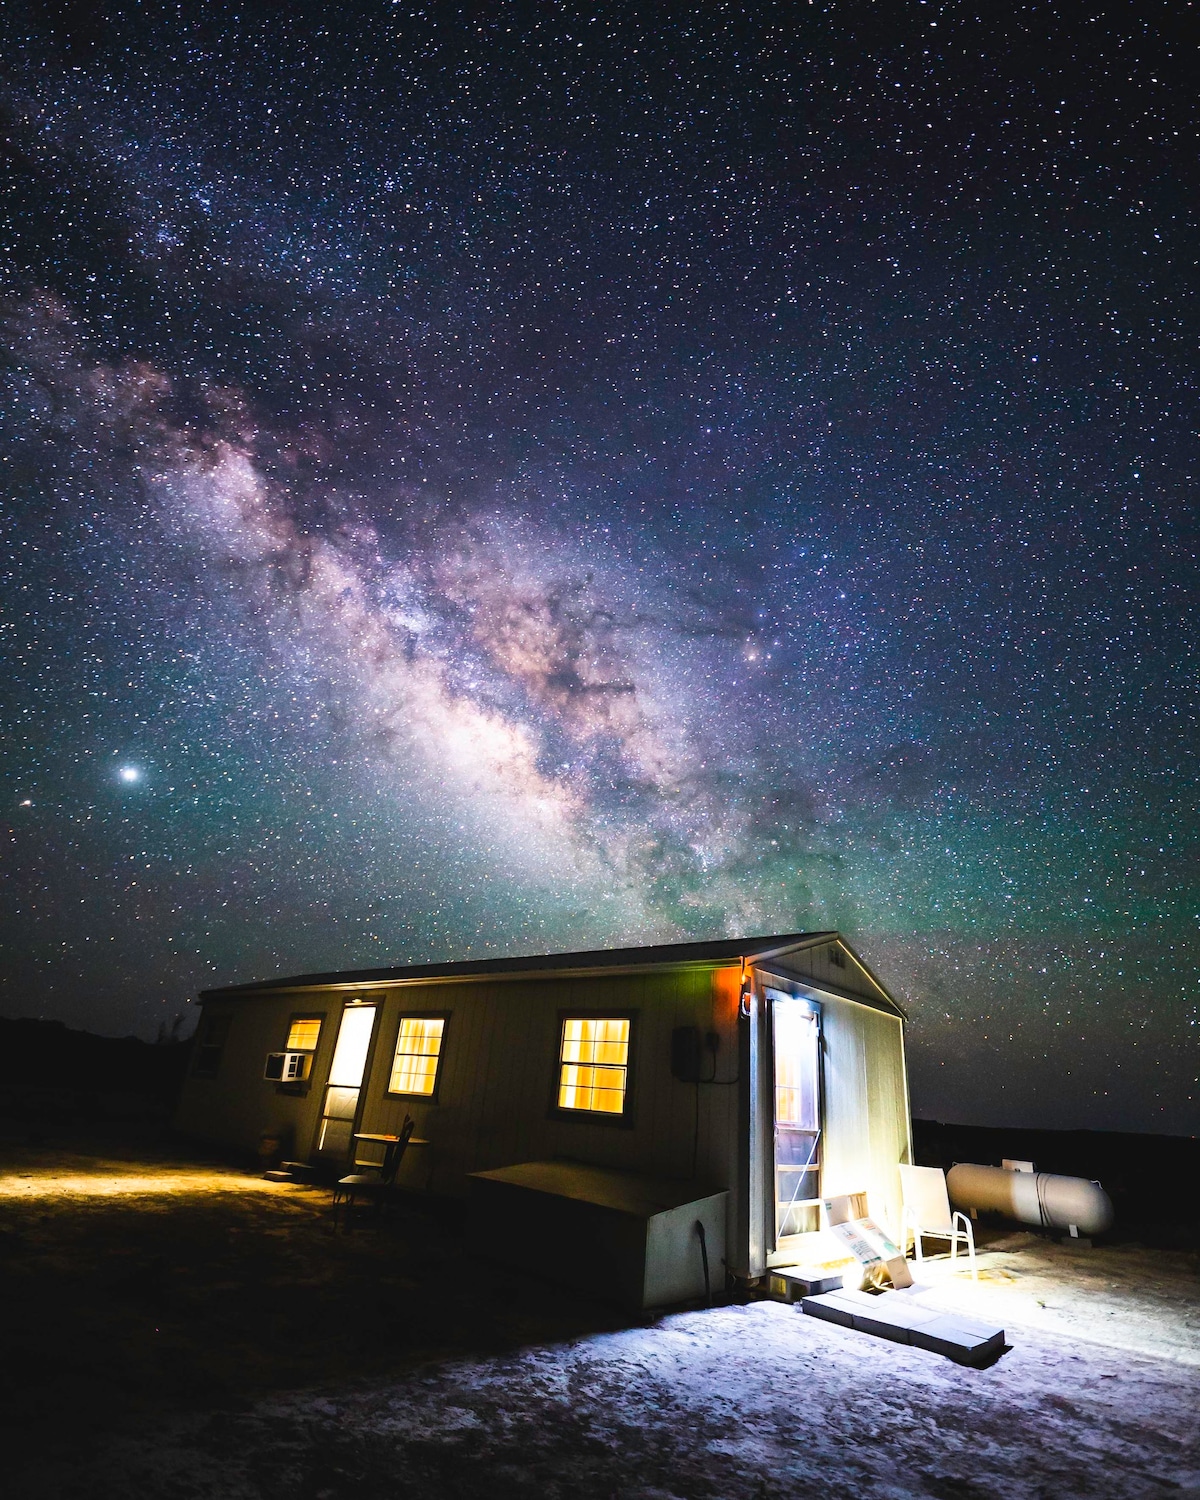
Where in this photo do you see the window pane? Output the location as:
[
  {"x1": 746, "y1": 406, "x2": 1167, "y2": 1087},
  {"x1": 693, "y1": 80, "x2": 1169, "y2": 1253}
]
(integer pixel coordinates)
[
  {"x1": 773, "y1": 997, "x2": 822, "y2": 1242},
  {"x1": 773, "y1": 1004, "x2": 819, "y2": 1129},
  {"x1": 286, "y1": 1018, "x2": 322, "y2": 1052},
  {"x1": 390, "y1": 1016, "x2": 445, "y2": 1095},
  {"x1": 323, "y1": 1085, "x2": 360, "y2": 1120},
  {"x1": 328, "y1": 1005, "x2": 376, "y2": 1086},
  {"x1": 557, "y1": 1019, "x2": 629, "y2": 1114}
]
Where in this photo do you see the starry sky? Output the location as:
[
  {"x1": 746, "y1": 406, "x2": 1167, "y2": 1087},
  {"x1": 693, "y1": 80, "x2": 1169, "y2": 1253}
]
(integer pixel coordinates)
[{"x1": 1, "y1": 1, "x2": 1195, "y2": 1133}]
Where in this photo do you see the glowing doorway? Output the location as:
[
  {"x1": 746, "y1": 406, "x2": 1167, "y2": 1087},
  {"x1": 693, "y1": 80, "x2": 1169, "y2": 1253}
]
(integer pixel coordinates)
[
  {"x1": 316, "y1": 1003, "x2": 377, "y2": 1158},
  {"x1": 771, "y1": 994, "x2": 822, "y2": 1244}
]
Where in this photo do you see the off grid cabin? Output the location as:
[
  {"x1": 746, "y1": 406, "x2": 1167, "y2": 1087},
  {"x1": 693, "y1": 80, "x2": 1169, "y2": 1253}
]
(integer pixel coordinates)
[{"x1": 176, "y1": 933, "x2": 911, "y2": 1296}]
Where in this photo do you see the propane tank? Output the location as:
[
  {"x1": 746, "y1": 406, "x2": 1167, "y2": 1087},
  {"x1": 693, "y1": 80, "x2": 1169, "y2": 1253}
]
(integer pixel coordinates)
[{"x1": 947, "y1": 1163, "x2": 1113, "y2": 1237}]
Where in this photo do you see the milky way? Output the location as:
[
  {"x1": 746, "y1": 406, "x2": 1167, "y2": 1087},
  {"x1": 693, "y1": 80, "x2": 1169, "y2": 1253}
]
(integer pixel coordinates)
[{"x1": 1, "y1": 2, "x2": 1195, "y2": 1131}]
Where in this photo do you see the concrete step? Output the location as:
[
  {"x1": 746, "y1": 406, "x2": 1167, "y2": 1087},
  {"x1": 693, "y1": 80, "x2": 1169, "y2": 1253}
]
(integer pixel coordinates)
[
  {"x1": 766, "y1": 1267, "x2": 846, "y2": 1302},
  {"x1": 802, "y1": 1287, "x2": 1005, "y2": 1366}
]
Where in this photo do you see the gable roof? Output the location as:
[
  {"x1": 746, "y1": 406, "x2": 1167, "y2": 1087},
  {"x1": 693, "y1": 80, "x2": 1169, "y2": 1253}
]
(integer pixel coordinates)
[{"x1": 198, "y1": 931, "x2": 903, "y2": 1018}]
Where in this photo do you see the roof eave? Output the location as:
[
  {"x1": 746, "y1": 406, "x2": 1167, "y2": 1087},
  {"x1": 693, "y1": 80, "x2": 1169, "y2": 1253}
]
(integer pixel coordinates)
[
  {"x1": 754, "y1": 936, "x2": 908, "y2": 1022},
  {"x1": 197, "y1": 931, "x2": 840, "y2": 1000}
]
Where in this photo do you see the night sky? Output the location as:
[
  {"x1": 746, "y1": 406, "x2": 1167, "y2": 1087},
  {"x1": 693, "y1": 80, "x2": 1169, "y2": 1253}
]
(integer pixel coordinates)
[{"x1": 1, "y1": 2, "x2": 1195, "y2": 1134}]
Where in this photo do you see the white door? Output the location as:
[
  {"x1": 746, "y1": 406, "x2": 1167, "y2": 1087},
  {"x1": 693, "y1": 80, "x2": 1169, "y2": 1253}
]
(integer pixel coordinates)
[{"x1": 315, "y1": 1003, "x2": 377, "y2": 1158}]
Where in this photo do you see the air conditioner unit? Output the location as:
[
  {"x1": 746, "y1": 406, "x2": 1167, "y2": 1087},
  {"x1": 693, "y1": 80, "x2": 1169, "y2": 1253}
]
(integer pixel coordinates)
[{"x1": 264, "y1": 1051, "x2": 311, "y2": 1082}]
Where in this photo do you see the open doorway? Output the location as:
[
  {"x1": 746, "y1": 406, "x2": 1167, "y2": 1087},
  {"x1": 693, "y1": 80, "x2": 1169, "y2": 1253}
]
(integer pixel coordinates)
[
  {"x1": 315, "y1": 1002, "x2": 377, "y2": 1159},
  {"x1": 770, "y1": 992, "x2": 822, "y2": 1246}
]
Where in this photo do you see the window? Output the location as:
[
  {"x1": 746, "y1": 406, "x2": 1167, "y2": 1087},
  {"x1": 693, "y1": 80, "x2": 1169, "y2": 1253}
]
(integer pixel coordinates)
[
  {"x1": 192, "y1": 1013, "x2": 231, "y2": 1078},
  {"x1": 264, "y1": 1016, "x2": 323, "y2": 1086},
  {"x1": 556, "y1": 1017, "x2": 631, "y2": 1117},
  {"x1": 285, "y1": 1017, "x2": 322, "y2": 1052},
  {"x1": 388, "y1": 1016, "x2": 446, "y2": 1098},
  {"x1": 774, "y1": 1004, "x2": 819, "y2": 1132}
]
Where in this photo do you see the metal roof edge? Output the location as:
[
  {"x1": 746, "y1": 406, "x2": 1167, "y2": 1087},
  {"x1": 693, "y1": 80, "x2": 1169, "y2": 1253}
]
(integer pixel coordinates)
[
  {"x1": 197, "y1": 931, "x2": 840, "y2": 1000},
  {"x1": 838, "y1": 938, "x2": 910, "y2": 1022}
]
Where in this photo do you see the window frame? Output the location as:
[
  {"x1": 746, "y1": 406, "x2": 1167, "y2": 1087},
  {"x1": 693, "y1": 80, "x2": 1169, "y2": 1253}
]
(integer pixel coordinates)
[
  {"x1": 191, "y1": 1011, "x2": 232, "y2": 1079},
  {"x1": 550, "y1": 1009, "x2": 638, "y2": 1128},
  {"x1": 384, "y1": 1010, "x2": 451, "y2": 1103},
  {"x1": 269, "y1": 1012, "x2": 325, "y2": 1093},
  {"x1": 284, "y1": 1013, "x2": 325, "y2": 1055},
  {"x1": 766, "y1": 988, "x2": 825, "y2": 1245}
]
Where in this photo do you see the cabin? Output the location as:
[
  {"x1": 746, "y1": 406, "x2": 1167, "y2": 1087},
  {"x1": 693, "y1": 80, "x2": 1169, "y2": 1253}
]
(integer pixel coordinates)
[{"x1": 175, "y1": 933, "x2": 911, "y2": 1299}]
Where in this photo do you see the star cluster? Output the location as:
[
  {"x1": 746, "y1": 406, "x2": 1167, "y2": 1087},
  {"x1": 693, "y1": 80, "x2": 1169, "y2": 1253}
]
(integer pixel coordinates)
[{"x1": 1, "y1": 1, "x2": 1195, "y2": 1130}]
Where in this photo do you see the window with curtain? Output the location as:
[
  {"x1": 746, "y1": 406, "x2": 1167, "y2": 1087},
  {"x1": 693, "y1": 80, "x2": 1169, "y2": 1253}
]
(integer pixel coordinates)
[
  {"x1": 388, "y1": 1016, "x2": 447, "y2": 1097},
  {"x1": 556, "y1": 1017, "x2": 631, "y2": 1116},
  {"x1": 285, "y1": 1017, "x2": 322, "y2": 1052}
]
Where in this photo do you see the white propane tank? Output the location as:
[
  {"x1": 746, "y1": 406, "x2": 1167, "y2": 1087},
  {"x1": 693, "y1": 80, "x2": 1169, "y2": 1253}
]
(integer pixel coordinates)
[{"x1": 947, "y1": 1163, "x2": 1114, "y2": 1236}]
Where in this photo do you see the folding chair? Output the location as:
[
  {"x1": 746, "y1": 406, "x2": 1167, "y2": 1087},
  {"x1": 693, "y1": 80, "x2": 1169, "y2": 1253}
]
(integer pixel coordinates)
[
  {"x1": 899, "y1": 1163, "x2": 977, "y2": 1279},
  {"x1": 331, "y1": 1116, "x2": 415, "y2": 1229}
]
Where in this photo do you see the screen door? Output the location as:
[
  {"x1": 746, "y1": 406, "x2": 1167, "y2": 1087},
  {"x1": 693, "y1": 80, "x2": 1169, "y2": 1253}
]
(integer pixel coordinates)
[
  {"x1": 771, "y1": 996, "x2": 821, "y2": 1242},
  {"x1": 315, "y1": 1003, "x2": 377, "y2": 1158}
]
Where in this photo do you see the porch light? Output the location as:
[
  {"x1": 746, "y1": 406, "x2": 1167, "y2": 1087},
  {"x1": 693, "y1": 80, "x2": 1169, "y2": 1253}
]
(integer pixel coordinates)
[{"x1": 739, "y1": 974, "x2": 753, "y2": 1017}]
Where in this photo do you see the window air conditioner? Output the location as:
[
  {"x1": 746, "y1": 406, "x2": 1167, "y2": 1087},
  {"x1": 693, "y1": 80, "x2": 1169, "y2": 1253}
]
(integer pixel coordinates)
[{"x1": 264, "y1": 1051, "x2": 311, "y2": 1082}]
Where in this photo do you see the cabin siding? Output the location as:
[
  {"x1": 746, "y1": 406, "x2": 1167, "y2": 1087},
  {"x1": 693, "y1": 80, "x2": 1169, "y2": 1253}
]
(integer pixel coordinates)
[
  {"x1": 820, "y1": 996, "x2": 910, "y2": 1237},
  {"x1": 354, "y1": 966, "x2": 741, "y2": 1197},
  {"x1": 751, "y1": 957, "x2": 910, "y2": 1269},
  {"x1": 174, "y1": 934, "x2": 908, "y2": 1284},
  {"x1": 769, "y1": 938, "x2": 895, "y2": 1014},
  {"x1": 174, "y1": 995, "x2": 339, "y2": 1157}
]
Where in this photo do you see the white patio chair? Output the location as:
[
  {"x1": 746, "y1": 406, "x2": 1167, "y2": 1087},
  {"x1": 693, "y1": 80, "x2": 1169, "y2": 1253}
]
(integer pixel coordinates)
[{"x1": 899, "y1": 1164, "x2": 977, "y2": 1279}]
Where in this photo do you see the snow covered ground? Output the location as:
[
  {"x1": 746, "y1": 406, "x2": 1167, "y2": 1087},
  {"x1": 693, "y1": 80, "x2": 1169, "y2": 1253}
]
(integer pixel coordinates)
[{"x1": 33, "y1": 1234, "x2": 1200, "y2": 1500}]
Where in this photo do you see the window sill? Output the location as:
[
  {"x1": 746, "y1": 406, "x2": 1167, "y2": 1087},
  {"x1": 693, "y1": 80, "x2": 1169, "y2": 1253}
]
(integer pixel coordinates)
[{"x1": 550, "y1": 1107, "x2": 635, "y2": 1130}]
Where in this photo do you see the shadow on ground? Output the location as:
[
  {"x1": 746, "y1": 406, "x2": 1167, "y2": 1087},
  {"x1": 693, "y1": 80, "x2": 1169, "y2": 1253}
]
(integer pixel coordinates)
[{"x1": 0, "y1": 1118, "x2": 628, "y2": 1482}]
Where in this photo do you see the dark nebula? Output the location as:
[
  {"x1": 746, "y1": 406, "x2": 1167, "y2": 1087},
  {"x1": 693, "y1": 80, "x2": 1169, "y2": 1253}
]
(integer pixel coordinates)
[{"x1": 1, "y1": 2, "x2": 1194, "y2": 1131}]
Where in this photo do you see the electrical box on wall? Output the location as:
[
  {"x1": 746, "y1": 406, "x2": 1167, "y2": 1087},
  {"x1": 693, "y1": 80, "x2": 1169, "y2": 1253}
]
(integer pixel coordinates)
[
  {"x1": 671, "y1": 1026, "x2": 702, "y2": 1082},
  {"x1": 671, "y1": 1026, "x2": 718, "y2": 1082}
]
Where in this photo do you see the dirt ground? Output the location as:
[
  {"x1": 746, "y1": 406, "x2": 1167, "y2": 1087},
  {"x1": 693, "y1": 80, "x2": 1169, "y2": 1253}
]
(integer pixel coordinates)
[{"x1": 3, "y1": 1126, "x2": 1198, "y2": 1499}]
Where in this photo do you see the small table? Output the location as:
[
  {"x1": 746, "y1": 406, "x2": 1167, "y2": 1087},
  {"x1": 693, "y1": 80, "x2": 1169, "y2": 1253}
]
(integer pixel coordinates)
[{"x1": 353, "y1": 1132, "x2": 430, "y2": 1183}]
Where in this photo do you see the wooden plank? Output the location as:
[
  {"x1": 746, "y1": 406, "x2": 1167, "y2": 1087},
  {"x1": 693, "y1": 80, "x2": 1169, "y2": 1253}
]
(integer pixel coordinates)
[{"x1": 470, "y1": 1159, "x2": 722, "y2": 1216}]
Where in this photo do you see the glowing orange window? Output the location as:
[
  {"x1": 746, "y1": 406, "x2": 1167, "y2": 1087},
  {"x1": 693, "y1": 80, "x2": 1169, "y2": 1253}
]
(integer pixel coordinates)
[
  {"x1": 388, "y1": 1016, "x2": 446, "y2": 1097},
  {"x1": 285, "y1": 1018, "x2": 322, "y2": 1052},
  {"x1": 557, "y1": 1017, "x2": 631, "y2": 1116}
]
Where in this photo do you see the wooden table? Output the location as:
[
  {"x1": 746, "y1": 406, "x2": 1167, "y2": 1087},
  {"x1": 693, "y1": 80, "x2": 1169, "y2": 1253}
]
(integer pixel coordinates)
[{"x1": 352, "y1": 1132, "x2": 430, "y2": 1182}]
